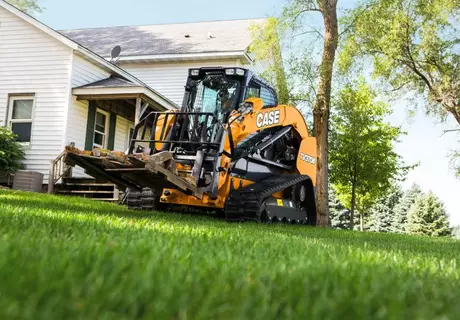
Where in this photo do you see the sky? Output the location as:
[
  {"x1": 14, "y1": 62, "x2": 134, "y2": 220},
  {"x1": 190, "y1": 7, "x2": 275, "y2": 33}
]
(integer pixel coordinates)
[{"x1": 33, "y1": 0, "x2": 460, "y2": 224}]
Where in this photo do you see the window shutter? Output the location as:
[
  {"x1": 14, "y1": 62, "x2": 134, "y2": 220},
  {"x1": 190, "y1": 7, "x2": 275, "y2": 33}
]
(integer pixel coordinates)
[
  {"x1": 107, "y1": 113, "x2": 117, "y2": 150},
  {"x1": 85, "y1": 102, "x2": 97, "y2": 151}
]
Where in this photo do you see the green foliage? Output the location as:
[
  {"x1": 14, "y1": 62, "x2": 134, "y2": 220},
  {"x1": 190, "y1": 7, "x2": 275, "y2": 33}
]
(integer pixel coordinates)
[
  {"x1": 329, "y1": 78, "x2": 405, "y2": 229},
  {"x1": 249, "y1": 18, "x2": 290, "y2": 104},
  {"x1": 0, "y1": 127, "x2": 25, "y2": 174},
  {"x1": 368, "y1": 183, "x2": 403, "y2": 233},
  {"x1": 452, "y1": 225, "x2": 460, "y2": 239},
  {"x1": 392, "y1": 183, "x2": 424, "y2": 233},
  {"x1": 329, "y1": 187, "x2": 350, "y2": 229},
  {"x1": 248, "y1": 16, "x2": 320, "y2": 118},
  {"x1": 339, "y1": 0, "x2": 460, "y2": 124},
  {"x1": 6, "y1": 0, "x2": 42, "y2": 14},
  {"x1": 450, "y1": 146, "x2": 460, "y2": 178},
  {"x1": 407, "y1": 191, "x2": 452, "y2": 237},
  {"x1": 3, "y1": 190, "x2": 460, "y2": 318}
]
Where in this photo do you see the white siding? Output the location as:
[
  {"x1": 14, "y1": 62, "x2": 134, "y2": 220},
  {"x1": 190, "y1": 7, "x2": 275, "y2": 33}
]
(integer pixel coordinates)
[
  {"x1": 65, "y1": 55, "x2": 112, "y2": 178},
  {"x1": 65, "y1": 99, "x2": 89, "y2": 177},
  {"x1": 72, "y1": 55, "x2": 111, "y2": 87},
  {"x1": 114, "y1": 116, "x2": 132, "y2": 152},
  {"x1": 66, "y1": 54, "x2": 110, "y2": 151},
  {"x1": 0, "y1": 6, "x2": 72, "y2": 183},
  {"x1": 121, "y1": 60, "x2": 240, "y2": 106}
]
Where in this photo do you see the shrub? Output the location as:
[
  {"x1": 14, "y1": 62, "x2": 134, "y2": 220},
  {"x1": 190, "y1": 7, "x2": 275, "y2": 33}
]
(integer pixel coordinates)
[{"x1": 0, "y1": 127, "x2": 25, "y2": 174}]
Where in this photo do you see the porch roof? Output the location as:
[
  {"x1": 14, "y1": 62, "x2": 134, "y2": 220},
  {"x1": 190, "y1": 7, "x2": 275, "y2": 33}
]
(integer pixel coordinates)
[{"x1": 72, "y1": 76, "x2": 177, "y2": 111}]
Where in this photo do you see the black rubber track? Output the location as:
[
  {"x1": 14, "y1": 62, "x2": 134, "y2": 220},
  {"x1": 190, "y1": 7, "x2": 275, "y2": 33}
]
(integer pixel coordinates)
[
  {"x1": 126, "y1": 189, "x2": 142, "y2": 210},
  {"x1": 224, "y1": 174, "x2": 311, "y2": 223},
  {"x1": 126, "y1": 187, "x2": 161, "y2": 211}
]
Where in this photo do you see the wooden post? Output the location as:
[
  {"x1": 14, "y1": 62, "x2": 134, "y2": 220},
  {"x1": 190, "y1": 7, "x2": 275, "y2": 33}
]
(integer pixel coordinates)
[
  {"x1": 48, "y1": 161, "x2": 55, "y2": 194},
  {"x1": 135, "y1": 97, "x2": 142, "y2": 125}
]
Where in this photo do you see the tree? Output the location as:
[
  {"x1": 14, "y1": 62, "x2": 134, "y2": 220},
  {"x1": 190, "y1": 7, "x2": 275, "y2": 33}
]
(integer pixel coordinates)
[
  {"x1": 281, "y1": 0, "x2": 340, "y2": 227},
  {"x1": 329, "y1": 187, "x2": 350, "y2": 229},
  {"x1": 450, "y1": 145, "x2": 460, "y2": 178},
  {"x1": 339, "y1": 0, "x2": 460, "y2": 126},
  {"x1": 6, "y1": 0, "x2": 42, "y2": 14},
  {"x1": 392, "y1": 183, "x2": 424, "y2": 233},
  {"x1": 329, "y1": 79, "x2": 404, "y2": 231},
  {"x1": 452, "y1": 225, "x2": 460, "y2": 239},
  {"x1": 407, "y1": 191, "x2": 452, "y2": 237},
  {"x1": 0, "y1": 127, "x2": 25, "y2": 175},
  {"x1": 368, "y1": 182, "x2": 403, "y2": 233}
]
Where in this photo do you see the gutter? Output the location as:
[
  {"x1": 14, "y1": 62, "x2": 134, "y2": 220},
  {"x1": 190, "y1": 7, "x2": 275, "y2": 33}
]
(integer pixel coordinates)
[{"x1": 105, "y1": 51, "x2": 248, "y2": 63}]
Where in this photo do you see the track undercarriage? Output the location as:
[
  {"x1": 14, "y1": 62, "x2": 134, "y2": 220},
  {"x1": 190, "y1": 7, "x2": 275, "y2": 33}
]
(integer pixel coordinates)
[{"x1": 124, "y1": 173, "x2": 316, "y2": 225}]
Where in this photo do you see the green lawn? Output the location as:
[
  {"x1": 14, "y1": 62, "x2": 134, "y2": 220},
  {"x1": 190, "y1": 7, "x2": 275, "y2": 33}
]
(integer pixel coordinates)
[{"x1": 1, "y1": 190, "x2": 460, "y2": 319}]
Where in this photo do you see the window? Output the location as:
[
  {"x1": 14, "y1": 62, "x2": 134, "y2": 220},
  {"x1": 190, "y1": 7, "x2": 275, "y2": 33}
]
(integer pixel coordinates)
[
  {"x1": 8, "y1": 96, "x2": 34, "y2": 144},
  {"x1": 93, "y1": 109, "x2": 109, "y2": 149},
  {"x1": 244, "y1": 86, "x2": 261, "y2": 100},
  {"x1": 260, "y1": 87, "x2": 278, "y2": 107}
]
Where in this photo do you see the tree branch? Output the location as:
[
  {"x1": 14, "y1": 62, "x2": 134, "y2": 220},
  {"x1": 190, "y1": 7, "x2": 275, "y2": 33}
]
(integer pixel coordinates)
[
  {"x1": 402, "y1": 20, "x2": 434, "y2": 92},
  {"x1": 441, "y1": 128, "x2": 460, "y2": 136},
  {"x1": 338, "y1": 0, "x2": 378, "y2": 38},
  {"x1": 291, "y1": 27, "x2": 324, "y2": 39},
  {"x1": 292, "y1": 7, "x2": 323, "y2": 26}
]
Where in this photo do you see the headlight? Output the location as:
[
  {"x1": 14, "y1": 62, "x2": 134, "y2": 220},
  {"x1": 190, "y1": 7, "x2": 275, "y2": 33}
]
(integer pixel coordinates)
[
  {"x1": 190, "y1": 69, "x2": 200, "y2": 76},
  {"x1": 235, "y1": 68, "x2": 245, "y2": 76},
  {"x1": 225, "y1": 68, "x2": 235, "y2": 75}
]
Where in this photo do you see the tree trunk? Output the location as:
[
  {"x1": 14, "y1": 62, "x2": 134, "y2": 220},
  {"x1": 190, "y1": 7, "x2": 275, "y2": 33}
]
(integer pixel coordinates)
[
  {"x1": 350, "y1": 182, "x2": 356, "y2": 230},
  {"x1": 437, "y1": 96, "x2": 460, "y2": 125},
  {"x1": 447, "y1": 102, "x2": 460, "y2": 126},
  {"x1": 314, "y1": 0, "x2": 339, "y2": 227}
]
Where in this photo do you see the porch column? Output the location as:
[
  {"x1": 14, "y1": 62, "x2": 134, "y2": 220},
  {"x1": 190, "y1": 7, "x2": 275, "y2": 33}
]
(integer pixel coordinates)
[
  {"x1": 135, "y1": 97, "x2": 141, "y2": 125},
  {"x1": 84, "y1": 101, "x2": 97, "y2": 151}
]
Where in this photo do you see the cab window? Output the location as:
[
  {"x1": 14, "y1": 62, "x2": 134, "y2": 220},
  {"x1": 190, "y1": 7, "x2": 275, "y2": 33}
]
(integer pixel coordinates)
[{"x1": 244, "y1": 86, "x2": 261, "y2": 100}]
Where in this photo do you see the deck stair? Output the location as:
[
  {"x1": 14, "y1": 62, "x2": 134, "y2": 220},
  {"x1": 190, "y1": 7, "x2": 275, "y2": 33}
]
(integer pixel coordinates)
[{"x1": 55, "y1": 177, "x2": 121, "y2": 202}]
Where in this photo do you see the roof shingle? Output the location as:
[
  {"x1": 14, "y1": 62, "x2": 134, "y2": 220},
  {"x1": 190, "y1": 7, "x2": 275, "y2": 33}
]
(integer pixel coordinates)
[
  {"x1": 75, "y1": 77, "x2": 138, "y2": 89},
  {"x1": 60, "y1": 18, "x2": 267, "y2": 58}
]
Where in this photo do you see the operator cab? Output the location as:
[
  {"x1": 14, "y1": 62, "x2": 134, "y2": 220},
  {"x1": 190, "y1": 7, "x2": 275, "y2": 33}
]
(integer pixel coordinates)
[{"x1": 184, "y1": 67, "x2": 278, "y2": 121}]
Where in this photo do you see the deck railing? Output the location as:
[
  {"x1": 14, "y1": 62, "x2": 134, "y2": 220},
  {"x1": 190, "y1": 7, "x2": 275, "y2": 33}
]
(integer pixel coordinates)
[{"x1": 48, "y1": 151, "x2": 72, "y2": 194}]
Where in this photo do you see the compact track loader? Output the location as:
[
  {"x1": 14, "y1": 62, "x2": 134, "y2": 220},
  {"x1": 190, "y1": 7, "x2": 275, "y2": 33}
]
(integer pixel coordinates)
[{"x1": 64, "y1": 67, "x2": 318, "y2": 225}]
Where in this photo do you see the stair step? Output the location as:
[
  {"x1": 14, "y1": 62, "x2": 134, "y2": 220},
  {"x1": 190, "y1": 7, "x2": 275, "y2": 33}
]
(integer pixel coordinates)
[
  {"x1": 64, "y1": 183, "x2": 115, "y2": 187},
  {"x1": 58, "y1": 190, "x2": 115, "y2": 194},
  {"x1": 63, "y1": 178, "x2": 97, "y2": 184}
]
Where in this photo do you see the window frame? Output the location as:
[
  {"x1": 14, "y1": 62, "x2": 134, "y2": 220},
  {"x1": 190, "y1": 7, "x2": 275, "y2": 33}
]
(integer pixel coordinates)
[
  {"x1": 7, "y1": 94, "x2": 36, "y2": 146},
  {"x1": 127, "y1": 123, "x2": 135, "y2": 151},
  {"x1": 93, "y1": 108, "x2": 110, "y2": 149}
]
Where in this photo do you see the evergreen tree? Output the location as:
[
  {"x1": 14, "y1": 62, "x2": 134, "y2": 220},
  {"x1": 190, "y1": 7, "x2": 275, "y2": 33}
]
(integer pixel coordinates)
[
  {"x1": 452, "y1": 225, "x2": 460, "y2": 240},
  {"x1": 368, "y1": 183, "x2": 403, "y2": 233},
  {"x1": 392, "y1": 184, "x2": 423, "y2": 234},
  {"x1": 407, "y1": 192, "x2": 452, "y2": 237},
  {"x1": 329, "y1": 188, "x2": 350, "y2": 230}
]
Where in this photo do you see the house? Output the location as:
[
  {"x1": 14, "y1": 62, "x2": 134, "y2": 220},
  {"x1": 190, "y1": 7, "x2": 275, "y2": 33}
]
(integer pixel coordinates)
[
  {"x1": 61, "y1": 18, "x2": 269, "y2": 106},
  {"x1": 0, "y1": 0, "x2": 273, "y2": 194}
]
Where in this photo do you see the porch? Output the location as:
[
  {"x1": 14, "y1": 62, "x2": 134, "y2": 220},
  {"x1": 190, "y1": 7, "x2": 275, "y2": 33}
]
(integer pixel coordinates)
[{"x1": 48, "y1": 76, "x2": 176, "y2": 200}]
